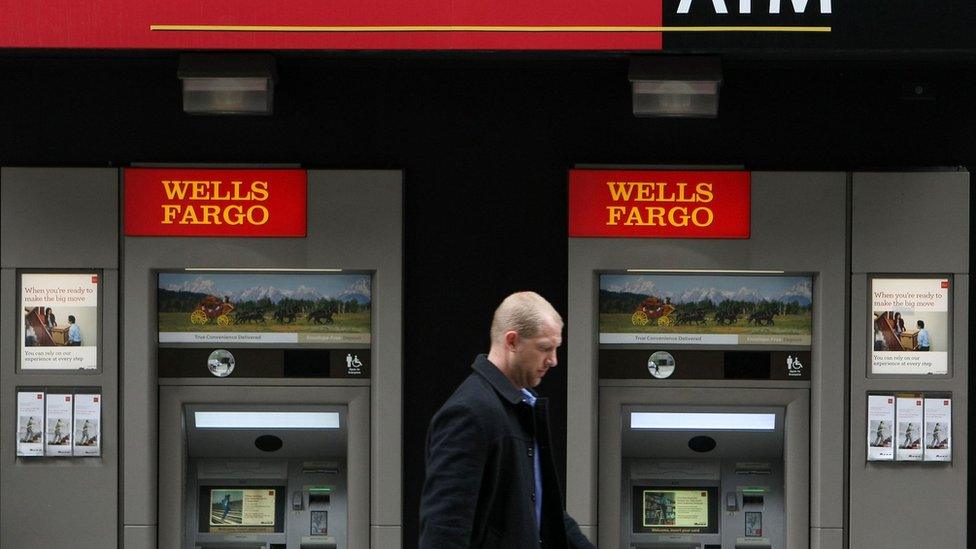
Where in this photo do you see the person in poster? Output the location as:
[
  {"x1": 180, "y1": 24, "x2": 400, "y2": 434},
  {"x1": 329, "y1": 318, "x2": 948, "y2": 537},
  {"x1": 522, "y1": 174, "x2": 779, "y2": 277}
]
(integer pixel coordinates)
[
  {"x1": 67, "y1": 315, "x2": 82, "y2": 346},
  {"x1": 916, "y1": 320, "x2": 930, "y2": 351},
  {"x1": 902, "y1": 422, "x2": 917, "y2": 449},
  {"x1": 873, "y1": 420, "x2": 887, "y2": 447}
]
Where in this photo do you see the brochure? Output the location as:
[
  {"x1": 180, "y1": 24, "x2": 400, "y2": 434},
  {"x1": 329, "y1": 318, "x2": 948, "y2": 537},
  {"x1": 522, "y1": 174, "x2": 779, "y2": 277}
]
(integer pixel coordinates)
[
  {"x1": 867, "y1": 394, "x2": 895, "y2": 461},
  {"x1": 73, "y1": 393, "x2": 102, "y2": 456},
  {"x1": 45, "y1": 393, "x2": 73, "y2": 456},
  {"x1": 924, "y1": 397, "x2": 951, "y2": 462},
  {"x1": 895, "y1": 396, "x2": 924, "y2": 461},
  {"x1": 16, "y1": 391, "x2": 45, "y2": 456}
]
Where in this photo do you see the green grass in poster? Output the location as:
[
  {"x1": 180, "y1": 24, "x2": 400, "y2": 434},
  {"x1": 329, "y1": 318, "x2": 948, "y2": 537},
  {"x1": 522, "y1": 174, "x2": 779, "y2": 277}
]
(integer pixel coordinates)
[
  {"x1": 599, "y1": 313, "x2": 811, "y2": 335},
  {"x1": 158, "y1": 311, "x2": 371, "y2": 333}
]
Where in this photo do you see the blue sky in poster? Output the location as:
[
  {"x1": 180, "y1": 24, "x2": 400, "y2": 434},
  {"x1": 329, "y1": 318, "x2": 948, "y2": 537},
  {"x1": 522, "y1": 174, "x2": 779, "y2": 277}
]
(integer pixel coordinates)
[
  {"x1": 601, "y1": 274, "x2": 811, "y2": 305},
  {"x1": 159, "y1": 273, "x2": 370, "y2": 304}
]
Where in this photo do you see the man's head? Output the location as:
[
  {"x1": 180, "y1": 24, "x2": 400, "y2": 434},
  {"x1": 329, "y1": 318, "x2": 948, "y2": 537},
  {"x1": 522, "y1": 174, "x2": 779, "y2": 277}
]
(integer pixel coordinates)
[
  {"x1": 68, "y1": 315, "x2": 76, "y2": 324},
  {"x1": 487, "y1": 292, "x2": 563, "y2": 389},
  {"x1": 917, "y1": 320, "x2": 925, "y2": 329}
]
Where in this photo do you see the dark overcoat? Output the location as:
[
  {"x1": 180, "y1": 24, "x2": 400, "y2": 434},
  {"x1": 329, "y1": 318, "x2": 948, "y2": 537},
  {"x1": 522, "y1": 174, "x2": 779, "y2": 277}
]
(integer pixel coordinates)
[{"x1": 419, "y1": 354, "x2": 596, "y2": 549}]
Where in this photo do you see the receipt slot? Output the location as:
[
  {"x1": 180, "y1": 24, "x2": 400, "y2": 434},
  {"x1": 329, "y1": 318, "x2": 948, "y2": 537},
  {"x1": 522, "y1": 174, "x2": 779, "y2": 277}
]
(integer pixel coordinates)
[
  {"x1": 598, "y1": 388, "x2": 809, "y2": 549},
  {"x1": 159, "y1": 386, "x2": 369, "y2": 549}
]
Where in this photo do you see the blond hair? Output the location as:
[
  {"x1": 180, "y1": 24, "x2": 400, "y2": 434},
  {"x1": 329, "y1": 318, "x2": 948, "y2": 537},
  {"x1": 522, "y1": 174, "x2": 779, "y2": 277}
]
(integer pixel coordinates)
[{"x1": 490, "y1": 291, "x2": 563, "y2": 342}]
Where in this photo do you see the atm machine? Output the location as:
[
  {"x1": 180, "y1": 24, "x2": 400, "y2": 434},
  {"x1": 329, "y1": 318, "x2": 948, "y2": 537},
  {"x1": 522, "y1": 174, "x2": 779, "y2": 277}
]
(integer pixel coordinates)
[
  {"x1": 159, "y1": 386, "x2": 371, "y2": 549},
  {"x1": 619, "y1": 406, "x2": 792, "y2": 549}
]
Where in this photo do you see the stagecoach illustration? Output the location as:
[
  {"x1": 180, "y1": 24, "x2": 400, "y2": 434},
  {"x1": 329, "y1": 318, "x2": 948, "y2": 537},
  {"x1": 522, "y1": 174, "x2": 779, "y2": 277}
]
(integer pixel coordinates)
[
  {"x1": 190, "y1": 295, "x2": 236, "y2": 326},
  {"x1": 631, "y1": 296, "x2": 676, "y2": 327}
]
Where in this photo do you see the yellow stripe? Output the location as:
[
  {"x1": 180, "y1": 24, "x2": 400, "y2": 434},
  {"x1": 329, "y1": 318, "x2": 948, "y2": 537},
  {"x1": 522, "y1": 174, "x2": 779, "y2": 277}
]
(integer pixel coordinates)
[{"x1": 150, "y1": 24, "x2": 831, "y2": 33}]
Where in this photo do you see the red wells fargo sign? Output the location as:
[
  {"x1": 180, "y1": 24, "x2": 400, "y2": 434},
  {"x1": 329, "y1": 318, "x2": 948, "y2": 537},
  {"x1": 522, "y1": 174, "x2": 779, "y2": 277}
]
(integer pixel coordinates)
[
  {"x1": 124, "y1": 168, "x2": 307, "y2": 237},
  {"x1": 568, "y1": 169, "x2": 750, "y2": 238}
]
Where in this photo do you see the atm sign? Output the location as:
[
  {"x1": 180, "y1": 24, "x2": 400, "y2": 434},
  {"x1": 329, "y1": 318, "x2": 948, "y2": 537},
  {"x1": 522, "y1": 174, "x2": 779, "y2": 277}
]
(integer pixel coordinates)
[
  {"x1": 124, "y1": 168, "x2": 307, "y2": 237},
  {"x1": 568, "y1": 170, "x2": 750, "y2": 238}
]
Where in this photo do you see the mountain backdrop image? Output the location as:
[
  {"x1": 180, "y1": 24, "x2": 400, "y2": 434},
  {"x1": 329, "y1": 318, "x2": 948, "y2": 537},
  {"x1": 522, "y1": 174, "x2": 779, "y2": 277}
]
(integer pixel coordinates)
[
  {"x1": 157, "y1": 272, "x2": 371, "y2": 335},
  {"x1": 599, "y1": 274, "x2": 812, "y2": 337}
]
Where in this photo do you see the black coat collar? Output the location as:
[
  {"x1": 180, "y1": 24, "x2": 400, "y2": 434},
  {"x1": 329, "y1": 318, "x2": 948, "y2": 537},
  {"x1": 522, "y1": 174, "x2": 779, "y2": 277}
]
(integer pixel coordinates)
[{"x1": 472, "y1": 354, "x2": 534, "y2": 405}]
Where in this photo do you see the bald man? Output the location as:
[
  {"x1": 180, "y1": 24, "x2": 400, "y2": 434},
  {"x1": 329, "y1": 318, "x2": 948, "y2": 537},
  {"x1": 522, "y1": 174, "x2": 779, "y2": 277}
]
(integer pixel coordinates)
[{"x1": 419, "y1": 292, "x2": 594, "y2": 549}]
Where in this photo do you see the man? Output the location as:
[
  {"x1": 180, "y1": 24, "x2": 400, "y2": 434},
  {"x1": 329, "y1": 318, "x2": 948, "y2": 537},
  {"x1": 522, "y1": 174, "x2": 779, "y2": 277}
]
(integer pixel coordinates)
[
  {"x1": 916, "y1": 320, "x2": 930, "y2": 351},
  {"x1": 419, "y1": 292, "x2": 595, "y2": 549},
  {"x1": 67, "y1": 315, "x2": 82, "y2": 346}
]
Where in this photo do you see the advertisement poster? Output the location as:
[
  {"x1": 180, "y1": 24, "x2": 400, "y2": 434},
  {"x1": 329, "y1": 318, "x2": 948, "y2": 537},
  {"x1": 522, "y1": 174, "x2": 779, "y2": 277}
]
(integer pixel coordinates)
[
  {"x1": 210, "y1": 489, "x2": 276, "y2": 527},
  {"x1": 73, "y1": 393, "x2": 101, "y2": 456},
  {"x1": 599, "y1": 274, "x2": 812, "y2": 347},
  {"x1": 871, "y1": 277, "x2": 949, "y2": 375},
  {"x1": 924, "y1": 398, "x2": 952, "y2": 462},
  {"x1": 895, "y1": 396, "x2": 924, "y2": 461},
  {"x1": 16, "y1": 391, "x2": 45, "y2": 456},
  {"x1": 45, "y1": 393, "x2": 73, "y2": 456},
  {"x1": 20, "y1": 272, "x2": 99, "y2": 370},
  {"x1": 866, "y1": 394, "x2": 895, "y2": 461},
  {"x1": 643, "y1": 490, "x2": 709, "y2": 528},
  {"x1": 158, "y1": 272, "x2": 371, "y2": 345}
]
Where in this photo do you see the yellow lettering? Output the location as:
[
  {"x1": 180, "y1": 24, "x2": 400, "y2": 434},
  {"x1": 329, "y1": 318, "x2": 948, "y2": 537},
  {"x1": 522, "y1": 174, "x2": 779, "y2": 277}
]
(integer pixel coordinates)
[
  {"x1": 201, "y1": 205, "x2": 221, "y2": 225},
  {"x1": 606, "y1": 182, "x2": 634, "y2": 201},
  {"x1": 211, "y1": 182, "x2": 231, "y2": 201},
  {"x1": 624, "y1": 207, "x2": 643, "y2": 226},
  {"x1": 223, "y1": 205, "x2": 245, "y2": 225},
  {"x1": 635, "y1": 183, "x2": 652, "y2": 201},
  {"x1": 676, "y1": 182, "x2": 695, "y2": 202},
  {"x1": 251, "y1": 181, "x2": 269, "y2": 201},
  {"x1": 179, "y1": 205, "x2": 201, "y2": 224},
  {"x1": 646, "y1": 207, "x2": 665, "y2": 226},
  {"x1": 606, "y1": 206, "x2": 626, "y2": 225},
  {"x1": 161, "y1": 181, "x2": 191, "y2": 200},
  {"x1": 189, "y1": 181, "x2": 210, "y2": 200},
  {"x1": 696, "y1": 182, "x2": 714, "y2": 203},
  {"x1": 657, "y1": 182, "x2": 676, "y2": 202},
  {"x1": 247, "y1": 205, "x2": 270, "y2": 225},
  {"x1": 668, "y1": 207, "x2": 689, "y2": 227},
  {"x1": 161, "y1": 204, "x2": 180, "y2": 224},
  {"x1": 691, "y1": 207, "x2": 714, "y2": 227}
]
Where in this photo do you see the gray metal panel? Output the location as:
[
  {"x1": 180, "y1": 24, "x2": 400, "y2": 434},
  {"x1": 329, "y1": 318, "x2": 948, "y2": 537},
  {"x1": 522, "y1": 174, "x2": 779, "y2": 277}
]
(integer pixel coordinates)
[
  {"x1": 848, "y1": 274, "x2": 967, "y2": 548},
  {"x1": 567, "y1": 171, "x2": 848, "y2": 535},
  {"x1": 810, "y1": 527, "x2": 844, "y2": 549},
  {"x1": 371, "y1": 526, "x2": 402, "y2": 549},
  {"x1": 122, "y1": 170, "x2": 402, "y2": 547},
  {"x1": 598, "y1": 387, "x2": 809, "y2": 549},
  {"x1": 0, "y1": 270, "x2": 120, "y2": 549},
  {"x1": 159, "y1": 386, "x2": 370, "y2": 549},
  {"x1": 124, "y1": 525, "x2": 157, "y2": 548},
  {"x1": 0, "y1": 167, "x2": 119, "y2": 269},
  {"x1": 851, "y1": 170, "x2": 969, "y2": 274}
]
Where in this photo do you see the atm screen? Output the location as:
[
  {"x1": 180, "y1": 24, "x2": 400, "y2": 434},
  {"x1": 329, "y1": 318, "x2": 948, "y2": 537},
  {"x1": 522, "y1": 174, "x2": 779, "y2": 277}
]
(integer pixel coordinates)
[
  {"x1": 200, "y1": 486, "x2": 286, "y2": 533},
  {"x1": 632, "y1": 486, "x2": 719, "y2": 534}
]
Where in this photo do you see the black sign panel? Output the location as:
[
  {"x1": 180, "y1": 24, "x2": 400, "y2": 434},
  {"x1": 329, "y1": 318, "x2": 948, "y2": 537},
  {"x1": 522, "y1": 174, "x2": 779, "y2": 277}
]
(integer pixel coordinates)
[
  {"x1": 660, "y1": 1, "x2": 976, "y2": 52},
  {"x1": 600, "y1": 349, "x2": 811, "y2": 380}
]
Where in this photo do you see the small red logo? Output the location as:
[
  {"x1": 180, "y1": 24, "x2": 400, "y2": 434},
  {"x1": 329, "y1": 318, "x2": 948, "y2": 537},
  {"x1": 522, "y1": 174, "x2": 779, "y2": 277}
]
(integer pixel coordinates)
[
  {"x1": 945, "y1": 400, "x2": 950, "y2": 405},
  {"x1": 93, "y1": 396, "x2": 99, "y2": 403},
  {"x1": 36, "y1": 394, "x2": 43, "y2": 399},
  {"x1": 888, "y1": 398, "x2": 893, "y2": 404},
  {"x1": 916, "y1": 400, "x2": 921, "y2": 405},
  {"x1": 941, "y1": 280, "x2": 949, "y2": 288},
  {"x1": 92, "y1": 275, "x2": 99, "y2": 284},
  {"x1": 65, "y1": 396, "x2": 71, "y2": 401}
]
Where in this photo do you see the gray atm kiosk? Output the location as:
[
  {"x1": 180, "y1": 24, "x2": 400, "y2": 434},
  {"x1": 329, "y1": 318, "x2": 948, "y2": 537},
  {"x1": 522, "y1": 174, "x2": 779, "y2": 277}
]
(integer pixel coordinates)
[
  {"x1": 163, "y1": 400, "x2": 363, "y2": 549},
  {"x1": 620, "y1": 406, "x2": 790, "y2": 549},
  {"x1": 159, "y1": 379, "x2": 371, "y2": 549}
]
